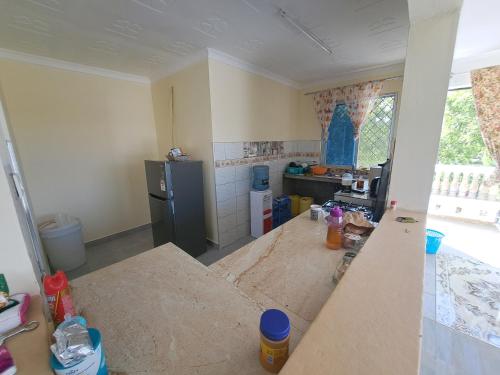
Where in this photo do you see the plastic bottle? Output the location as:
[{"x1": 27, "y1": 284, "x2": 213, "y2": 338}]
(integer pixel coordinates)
[
  {"x1": 259, "y1": 309, "x2": 290, "y2": 373},
  {"x1": 325, "y1": 206, "x2": 343, "y2": 250},
  {"x1": 43, "y1": 271, "x2": 75, "y2": 325}
]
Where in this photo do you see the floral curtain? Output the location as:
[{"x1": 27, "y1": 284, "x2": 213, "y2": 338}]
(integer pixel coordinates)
[
  {"x1": 313, "y1": 89, "x2": 339, "y2": 164},
  {"x1": 313, "y1": 89, "x2": 338, "y2": 139},
  {"x1": 342, "y1": 81, "x2": 383, "y2": 139},
  {"x1": 471, "y1": 65, "x2": 500, "y2": 182}
]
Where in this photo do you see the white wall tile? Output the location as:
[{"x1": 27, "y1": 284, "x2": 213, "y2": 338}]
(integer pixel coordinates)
[
  {"x1": 235, "y1": 165, "x2": 251, "y2": 181},
  {"x1": 237, "y1": 194, "x2": 250, "y2": 212},
  {"x1": 237, "y1": 204, "x2": 250, "y2": 224},
  {"x1": 218, "y1": 213, "x2": 237, "y2": 233},
  {"x1": 225, "y1": 142, "x2": 243, "y2": 160},
  {"x1": 236, "y1": 179, "x2": 251, "y2": 196},
  {"x1": 217, "y1": 197, "x2": 236, "y2": 218},
  {"x1": 269, "y1": 160, "x2": 279, "y2": 173},
  {"x1": 219, "y1": 229, "x2": 239, "y2": 248},
  {"x1": 216, "y1": 183, "x2": 235, "y2": 202},
  {"x1": 215, "y1": 166, "x2": 236, "y2": 186},
  {"x1": 213, "y1": 143, "x2": 225, "y2": 161},
  {"x1": 284, "y1": 141, "x2": 293, "y2": 154},
  {"x1": 236, "y1": 222, "x2": 250, "y2": 238}
]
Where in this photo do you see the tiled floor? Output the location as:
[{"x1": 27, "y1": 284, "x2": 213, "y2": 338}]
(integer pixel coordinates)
[
  {"x1": 66, "y1": 226, "x2": 252, "y2": 280},
  {"x1": 421, "y1": 215, "x2": 500, "y2": 375}
]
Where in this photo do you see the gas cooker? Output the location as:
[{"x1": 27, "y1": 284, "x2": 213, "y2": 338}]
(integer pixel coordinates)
[{"x1": 322, "y1": 200, "x2": 374, "y2": 221}]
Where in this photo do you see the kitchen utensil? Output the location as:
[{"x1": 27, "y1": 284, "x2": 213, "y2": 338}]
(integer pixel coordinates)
[
  {"x1": 311, "y1": 166, "x2": 327, "y2": 175},
  {"x1": 0, "y1": 321, "x2": 39, "y2": 346},
  {"x1": 369, "y1": 177, "x2": 380, "y2": 197},
  {"x1": 341, "y1": 173, "x2": 353, "y2": 193}
]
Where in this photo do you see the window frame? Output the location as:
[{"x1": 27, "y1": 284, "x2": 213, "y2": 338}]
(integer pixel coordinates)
[{"x1": 323, "y1": 92, "x2": 398, "y2": 169}]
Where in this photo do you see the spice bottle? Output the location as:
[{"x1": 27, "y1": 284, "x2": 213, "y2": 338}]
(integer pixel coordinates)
[{"x1": 325, "y1": 206, "x2": 343, "y2": 250}]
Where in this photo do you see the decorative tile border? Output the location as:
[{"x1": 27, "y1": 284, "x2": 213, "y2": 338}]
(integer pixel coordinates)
[{"x1": 215, "y1": 152, "x2": 320, "y2": 168}]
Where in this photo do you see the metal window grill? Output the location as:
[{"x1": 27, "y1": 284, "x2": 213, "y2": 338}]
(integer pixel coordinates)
[{"x1": 357, "y1": 95, "x2": 396, "y2": 168}]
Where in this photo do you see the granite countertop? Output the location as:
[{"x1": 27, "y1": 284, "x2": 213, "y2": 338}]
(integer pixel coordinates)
[
  {"x1": 69, "y1": 208, "x2": 425, "y2": 375},
  {"x1": 280, "y1": 209, "x2": 427, "y2": 375},
  {"x1": 210, "y1": 211, "x2": 346, "y2": 333},
  {"x1": 71, "y1": 243, "x2": 302, "y2": 375}
]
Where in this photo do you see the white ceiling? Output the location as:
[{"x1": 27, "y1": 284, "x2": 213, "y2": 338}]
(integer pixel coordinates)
[
  {"x1": 0, "y1": 0, "x2": 410, "y2": 84},
  {"x1": 454, "y1": 0, "x2": 500, "y2": 62}
]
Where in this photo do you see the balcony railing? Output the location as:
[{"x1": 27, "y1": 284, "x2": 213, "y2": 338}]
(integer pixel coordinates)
[{"x1": 429, "y1": 164, "x2": 499, "y2": 222}]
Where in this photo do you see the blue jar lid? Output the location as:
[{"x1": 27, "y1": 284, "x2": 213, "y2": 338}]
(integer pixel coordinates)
[{"x1": 260, "y1": 309, "x2": 290, "y2": 341}]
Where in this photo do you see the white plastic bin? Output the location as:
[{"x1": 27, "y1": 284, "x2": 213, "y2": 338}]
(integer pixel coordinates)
[{"x1": 39, "y1": 214, "x2": 86, "y2": 271}]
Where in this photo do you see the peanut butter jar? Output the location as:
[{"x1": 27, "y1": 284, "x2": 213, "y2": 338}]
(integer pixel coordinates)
[{"x1": 259, "y1": 309, "x2": 290, "y2": 373}]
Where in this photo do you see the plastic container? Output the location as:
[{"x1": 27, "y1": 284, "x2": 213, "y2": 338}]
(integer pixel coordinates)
[
  {"x1": 50, "y1": 328, "x2": 108, "y2": 375},
  {"x1": 310, "y1": 204, "x2": 322, "y2": 221},
  {"x1": 286, "y1": 166, "x2": 304, "y2": 175},
  {"x1": 289, "y1": 195, "x2": 300, "y2": 217},
  {"x1": 326, "y1": 206, "x2": 343, "y2": 250},
  {"x1": 311, "y1": 166, "x2": 327, "y2": 175},
  {"x1": 43, "y1": 271, "x2": 75, "y2": 325},
  {"x1": 273, "y1": 196, "x2": 291, "y2": 228},
  {"x1": 252, "y1": 165, "x2": 270, "y2": 191},
  {"x1": 259, "y1": 309, "x2": 290, "y2": 373},
  {"x1": 426, "y1": 229, "x2": 444, "y2": 254},
  {"x1": 299, "y1": 197, "x2": 313, "y2": 214},
  {"x1": 39, "y1": 214, "x2": 86, "y2": 271}
]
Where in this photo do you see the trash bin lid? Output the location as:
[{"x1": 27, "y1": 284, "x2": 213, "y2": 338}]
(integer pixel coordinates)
[{"x1": 38, "y1": 214, "x2": 81, "y2": 238}]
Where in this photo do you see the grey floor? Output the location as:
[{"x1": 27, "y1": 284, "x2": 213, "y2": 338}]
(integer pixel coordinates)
[
  {"x1": 66, "y1": 226, "x2": 252, "y2": 280},
  {"x1": 66, "y1": 224, "x2": 499, "y2": 374}
]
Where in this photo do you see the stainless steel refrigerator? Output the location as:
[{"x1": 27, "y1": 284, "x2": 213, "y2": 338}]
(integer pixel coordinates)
[{"x1": 144, "y1": 160, "x2": 206, "y2": 257}]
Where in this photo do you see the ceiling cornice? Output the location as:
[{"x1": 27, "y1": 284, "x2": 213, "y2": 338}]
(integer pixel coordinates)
[
  {"x1": 207, "y1": 48, "x2": 301, "y2": 89},
  {"x1": 149, "y1": 49, "x2": 209, "y2": 83},
  {"x1": 0, "y1": 48, "x2": 150, "y2": 84},
  {"x1": 300, "y1": 62, "x2": 405, "y2": 91}
]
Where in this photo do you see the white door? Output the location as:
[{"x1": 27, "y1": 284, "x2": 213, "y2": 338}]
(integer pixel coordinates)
[{"x1": 0, "y1": 88, "x2": 49, "y2": 282}]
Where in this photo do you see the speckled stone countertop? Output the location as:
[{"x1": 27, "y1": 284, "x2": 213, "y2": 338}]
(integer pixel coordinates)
[
  {"x1": 210, "y1": 210, "x2": 346, "y2": 333},
  {"x1": 71, "y1": 243, "x2": 302, "y2": 375},
  {"x1": 280, "y1": 209, "x2": 427, "y2": 375}
]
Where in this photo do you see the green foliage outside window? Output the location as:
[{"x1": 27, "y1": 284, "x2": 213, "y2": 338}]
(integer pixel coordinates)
[{"x1": 437, "y1": 89, "x2": 493, "y2": 166}]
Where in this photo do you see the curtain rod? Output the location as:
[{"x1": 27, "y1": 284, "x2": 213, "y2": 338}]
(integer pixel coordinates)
[{"x1": 303, "y1": 75, "x2": 403, "y2": 96}]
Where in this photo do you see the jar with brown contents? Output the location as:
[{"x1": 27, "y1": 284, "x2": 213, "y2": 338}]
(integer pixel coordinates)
[{"x1": 259, "y1": 309, "x2": 291, "y2": 373}]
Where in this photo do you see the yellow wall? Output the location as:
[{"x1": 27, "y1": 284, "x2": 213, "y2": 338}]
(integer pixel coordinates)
[
  {"x1": 0, "y1": 59, "x2": 158, "y2": 242},
  {"x1": 151, "y1": 60, "x2": 218, "y2": 243},
  {"x1": 208, "y1": 59, "x2": 301, "y2": 142}
]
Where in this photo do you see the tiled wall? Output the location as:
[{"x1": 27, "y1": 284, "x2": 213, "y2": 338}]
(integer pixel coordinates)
[{"x1": 213, "y1": 140, "x2": 320, "y2": 247}]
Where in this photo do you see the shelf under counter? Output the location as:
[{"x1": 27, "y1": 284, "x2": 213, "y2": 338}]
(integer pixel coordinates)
[
  {"x1": 283, "y1": 173, "x2": 343, "y2": 204},
  {"x1": 283, "y1": 173, "x2": 342, "y2": 183}
]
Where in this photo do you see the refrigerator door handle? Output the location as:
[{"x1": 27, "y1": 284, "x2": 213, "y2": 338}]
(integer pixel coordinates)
[{"x1": 170, "y1": 199, "x2": 175, "y2": 216}]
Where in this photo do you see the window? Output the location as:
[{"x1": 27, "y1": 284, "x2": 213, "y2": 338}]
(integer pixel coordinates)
[{"x1": 325, "y1": 94, "x2": 396, "y2": 168}]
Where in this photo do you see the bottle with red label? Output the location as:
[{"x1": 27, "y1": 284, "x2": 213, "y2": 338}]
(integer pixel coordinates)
[{"x1": 43, "y1": 271, "x2": 75, "y2": 325}]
